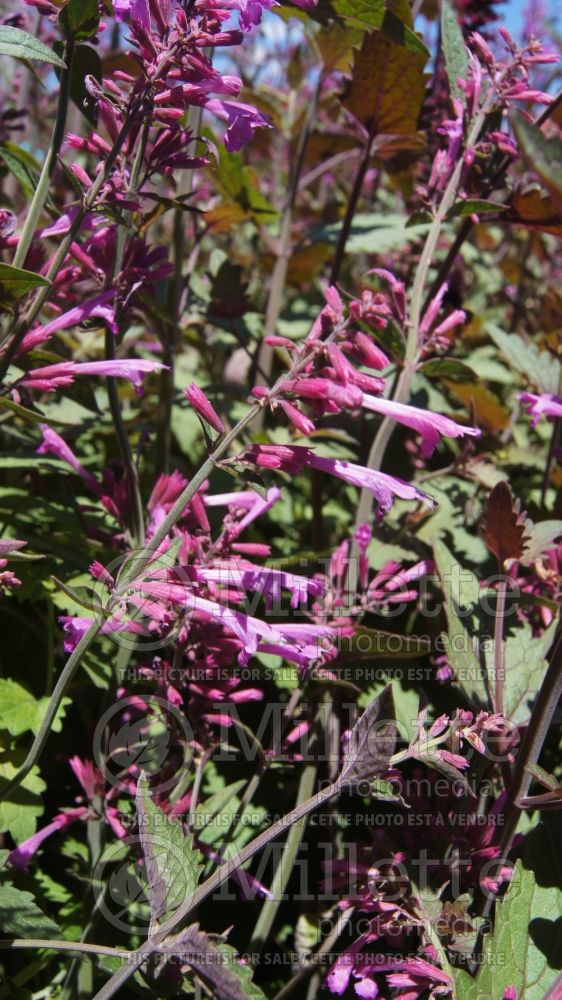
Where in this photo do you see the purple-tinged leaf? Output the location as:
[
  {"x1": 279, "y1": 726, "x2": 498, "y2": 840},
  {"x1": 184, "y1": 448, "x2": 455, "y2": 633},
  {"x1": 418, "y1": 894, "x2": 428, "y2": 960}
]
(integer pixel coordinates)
[
  {"x1": 169, "y1": 924, "x2": 267, "y2": 1000},
  {"x1": 339, "y1": 683, "x2": 396, "y2": 786}
]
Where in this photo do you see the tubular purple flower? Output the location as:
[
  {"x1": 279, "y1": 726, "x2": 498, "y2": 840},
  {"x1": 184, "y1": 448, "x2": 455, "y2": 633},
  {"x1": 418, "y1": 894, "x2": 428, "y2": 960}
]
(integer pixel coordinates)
[
  {"x1": 37, "y1": 425, "x2": 101, "y2": 496},
  {"x1": 205, "y1": 99, "x2": 272, "y2": 151},
  {"x1": 19, "y1": 359, "x2": 166, "y2": 392},
  {"x1": 518, "y1": 391, "x2": 562, "y2": 427},
  {"x1": 361, "y1": 395, "x2": 481, "y2": 456},
  {"x1": 244, "y1": 445, "x2": 434, "y2": 519},
  {"x1": 185, "y1": 384, "x2": 225, "y2": 434}
]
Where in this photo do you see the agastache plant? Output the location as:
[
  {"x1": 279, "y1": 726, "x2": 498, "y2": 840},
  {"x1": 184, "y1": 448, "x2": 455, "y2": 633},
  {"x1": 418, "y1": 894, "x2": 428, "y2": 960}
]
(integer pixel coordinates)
[{"x1": 0, "y1": 2, "x2": 561, "y2": 1000}]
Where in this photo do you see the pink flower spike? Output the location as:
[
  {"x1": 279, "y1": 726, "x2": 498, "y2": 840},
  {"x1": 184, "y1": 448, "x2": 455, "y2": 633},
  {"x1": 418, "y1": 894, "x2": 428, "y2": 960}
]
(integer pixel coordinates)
[
  {"x1": 361, "y1": 394, "x2": 481, "y2": 456},
  {"x1": 185, "y1": 383, "x2": 225, "y2": 434}
]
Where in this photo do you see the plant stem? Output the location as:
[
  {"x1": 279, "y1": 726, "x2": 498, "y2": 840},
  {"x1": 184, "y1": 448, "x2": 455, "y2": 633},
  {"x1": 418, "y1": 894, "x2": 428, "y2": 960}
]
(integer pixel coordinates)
[
  {"x1": 0, "y1": 323, "x2": 342, "y2": 800},
  {"x1": 329, "y1": 135, "x2": 373, "y2": 288},
  {"x1": 248, "y1": 756, "x2": 317, "y2": 954},
  {"x1": 156, "y1": 104, "x2": 204, "y2": 475},
  {"x1": 270, "y1": 908, "x2": 355, "y2": 1000},
  {"x1": 352, "y1": 101, "x2": 491, "y2": 540},
  {"x1": 92, "y1": 782, "x2": 342, "y2": 1000},
  {"x1": 255, "y1": 73, "x2": 322, "y2": 395},
  {"x1": 473, "y1": 623, "x2": 562, "y2": 950},
  {"x1": 104, "y1": 330, "x2": 145, "y2": 546},
  {"x1": 493, "y1": 576, "x2": 507, "y2": 717},
  {"x1": 11, "y1": 41, "x2": 75, "y2": 271},
  {"x1": 0, "y1": 939, "x2": 129, "y2": 960},
  {"x1": 105, "y1": 122, "x2": 150, "y2": 547}
]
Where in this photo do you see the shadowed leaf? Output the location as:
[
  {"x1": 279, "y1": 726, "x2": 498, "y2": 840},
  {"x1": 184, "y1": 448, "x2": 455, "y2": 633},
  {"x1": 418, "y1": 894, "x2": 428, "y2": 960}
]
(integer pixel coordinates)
[
  {"x1": 340, "y1": 683, "x2": 396, "y2": 785},
  {"x1": 481, "y1": 481, "x2": 529, "y2": 569}
]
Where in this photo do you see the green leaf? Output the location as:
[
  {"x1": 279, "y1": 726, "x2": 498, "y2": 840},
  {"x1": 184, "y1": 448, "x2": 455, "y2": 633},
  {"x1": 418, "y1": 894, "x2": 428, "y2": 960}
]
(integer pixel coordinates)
[
  {"x1": 446, "y1": 199, "x2": 507, "y2": 219},
  {"x1": 0, "y1": 883, "x2": 61, "y2": 939},
  {"x1": 0, "y1": 755, "x2": 46, "y2": 843},
  {"x1": 421, "y1": 358, "x2": 476, "y2": 380},
  {"x1": 59, "y1": 0, "x2": 100, "y2": 41},
  {"x1": 341, "y1": 28, "x2": 427, "y2": 134},
  {"x1": 194, "y1": 781, "x2": 247, "y2": 835},
  {"x1": 343, "y1": 626, "x2": 431, "y2": 659},
  {"x1": 520, "y1": 520, "x2": 562, "y2": 565},
  {"x1": 0, "y1": 143, "x2": 40, "y2": 197},
  {"x1": 455, "y1": 820, "x2": 562, "y2": 1000},
  {"x1": 314, "y1": 212, "x2": 430, "y2": 254},
  {"x1": 512, "y1": 115, "x2": 562, "y2": 216},
  {"x1": 440, "y1": 0, "x2": 469, "y2": 103},
  {"x1": 0, "y1": 679, "x2": 70, "y2": 737},
  {"x1": 55, "y1": 43, "x2": 102, "y2": 124},
  {"x1": 0, "y1": 26, "x2": 66, "y2": 67},
  {"x1": 176, "y1": 926, "x2": 267, "y2": 1000},
  {"x1": 0, "y1": 263, "x2": 50, "y2": 303},
  {"x1": 487, "y1": 618, "x2": 559, "y2": 725},
  {"x1": 136, "y1": 775, "x2": 203, "y2": 923},
  {"x1": 331, "y1": 0, "x2": 429, "y2": 56},
  {"x1": 488, "y1": 324, "x2": 561, "y2": 396},
  {"x1": 0, "y1": 396, "x2": 75, "y2": 428},
  {"x1": 432, "y1": 539, "x2": 489, "y2": 709}
]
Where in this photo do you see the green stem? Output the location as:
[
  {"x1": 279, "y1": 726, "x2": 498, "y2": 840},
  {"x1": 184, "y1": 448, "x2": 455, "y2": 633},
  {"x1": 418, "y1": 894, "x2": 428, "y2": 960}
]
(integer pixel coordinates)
[
  {"x1": 104, "y1": 123, "x2": 151, "y2": 547},
  {"x1": 255, "y1": 74, "x2": 323, "y2": 396},
  {"x1": 493, "y1": 576, "x2": 507, "y2": 717},
  {"x1": 11, "y1": 41, "x2": 75, "y2": 271},
  {"x1": 0, "y1": 939, "x2": 128, "y2": 960},
  {"x1": 248, "y1": 757, "x2": 317, "y2": 954},
  {"x1": 92, "y1": 782, "x2": 342, "y2": 1000},
  {"x1": 353, "y1": 100, "x2": 492, "y2": 539}
]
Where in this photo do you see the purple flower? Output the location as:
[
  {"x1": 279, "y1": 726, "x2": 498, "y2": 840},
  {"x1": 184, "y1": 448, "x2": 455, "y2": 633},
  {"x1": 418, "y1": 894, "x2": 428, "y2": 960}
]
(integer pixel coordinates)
[
  {"x1": 361, "y1": 394, "x2": 481, "y2": 457},
  {"x1": 519, "y1": 391, "x2": 562, "y2": 427},
  {"x1": 19, "y1": 359, "x2": 166, "y2": 392},
  {"x1": 37, "y1": 425, "x2": 101, "y2": 496},
  {"x1": 244, "y1": 445, "x2": 434, "y2": 519},
  {"x1": 205, "y1": 99, "x2": 272, "y2": 151},
  {"x1": 185, "y1": 383, "x2": 225, "y2": 434}
]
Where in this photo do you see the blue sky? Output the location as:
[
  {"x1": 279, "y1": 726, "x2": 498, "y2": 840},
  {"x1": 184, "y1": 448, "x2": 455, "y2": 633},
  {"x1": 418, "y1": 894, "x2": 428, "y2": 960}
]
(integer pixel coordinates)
[{"x1": 504, "y1": 0, "x2": 560, "y2": 37}]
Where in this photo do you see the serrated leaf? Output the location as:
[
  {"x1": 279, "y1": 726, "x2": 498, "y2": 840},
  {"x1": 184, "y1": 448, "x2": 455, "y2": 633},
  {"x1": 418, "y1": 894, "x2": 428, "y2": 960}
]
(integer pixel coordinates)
[
  {"x1": 331, "y1": 0, "x2": 429, "y2": 56},
  {"x1": 0, "y1": 263, "x2": 50, "y2": 302},
  {"x1": 0, "y1": 756, "x2": 46, "y2": 843},
  {"x1": 520, "y1": 520, "x2": 562, "y2": 565},
  {"x1": 315, "y1": 22, "x2": 362, "y2": 72},
  {"x1": 0, "y1": 883, "x2": 61, "y2": 939},
  {"x1": 440, "y1": 0, "x2": 469, "y2": 103},
  {"x1": 341, "y1": 29, "x2": 427, "y2": 134},
  {"x1": 487, "y1": 618, "x2": 559, "y2": 725},
  {"x1": 481, "y1": 481, "x2": 529, "y2": 569},
  {"x1": 0, "y1": 26, "x2": 66, "y2": 67},
  {"x1": 454, "y1": 821, "x2": 562, "y2": 1000},
  {"x1": 340, "y1": 684, "x2": 396, "y2": 785},
  {"x1": 432, "y1": 539, "x2": 489, "y2": 708},
  {"x1": 136, "y1": 775, "x2": 203, "y2": 923},
  {"x1": 488, "y1": 325, "x2": 561, "y2": 396},
  {"x1": 174, "y1": 925, "x2": 267, "y2": 1000},
  {"x1": 0, "y1": 679, "x2": 70, "y2": 737}
]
